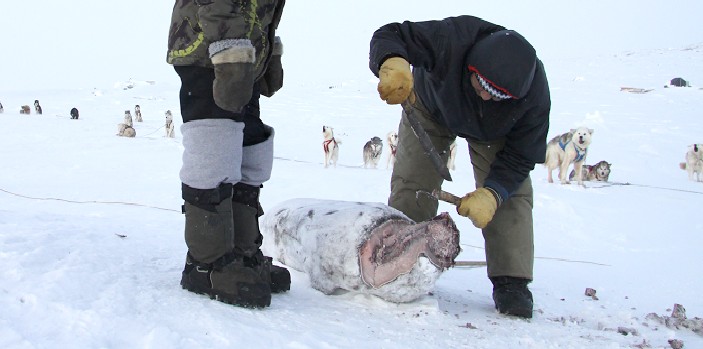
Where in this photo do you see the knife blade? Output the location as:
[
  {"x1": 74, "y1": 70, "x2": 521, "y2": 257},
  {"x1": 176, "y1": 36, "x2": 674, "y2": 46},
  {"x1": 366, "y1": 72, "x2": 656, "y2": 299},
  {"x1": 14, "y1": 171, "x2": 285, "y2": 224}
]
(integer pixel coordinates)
[{"x1": 401, "y1": 100, "x2": 453, "y2": 181}]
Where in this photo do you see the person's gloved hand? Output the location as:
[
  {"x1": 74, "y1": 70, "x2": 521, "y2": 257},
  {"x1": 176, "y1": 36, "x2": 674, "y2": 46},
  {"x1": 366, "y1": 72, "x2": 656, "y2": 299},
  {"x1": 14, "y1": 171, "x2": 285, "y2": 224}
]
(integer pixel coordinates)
[
  {"x1": 377, "y1": 57, "x2": 413, "y2": 104},
  {"x1": 260, "y1": 37, "x2": 284, "y2": 97},
  {"x1": 211, "y1": 44, "x2": 255, "y2": 112},
  {"x1": 456, "y1": 188, "x2": 498, "y2": 229}
]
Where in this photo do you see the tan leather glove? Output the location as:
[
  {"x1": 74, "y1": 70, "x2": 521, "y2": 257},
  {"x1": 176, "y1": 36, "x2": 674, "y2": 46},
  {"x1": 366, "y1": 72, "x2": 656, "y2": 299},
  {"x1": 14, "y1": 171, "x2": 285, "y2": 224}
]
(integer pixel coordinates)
[
  {"x1": 211, "y1": 43, "x2": 255, "y2": 112},
  {"x1": 456, "y1": 188, "x2": 498, "y2": 229},
  {"x1": 377, "y1": 57, "x2": 413, "y2": 104}
]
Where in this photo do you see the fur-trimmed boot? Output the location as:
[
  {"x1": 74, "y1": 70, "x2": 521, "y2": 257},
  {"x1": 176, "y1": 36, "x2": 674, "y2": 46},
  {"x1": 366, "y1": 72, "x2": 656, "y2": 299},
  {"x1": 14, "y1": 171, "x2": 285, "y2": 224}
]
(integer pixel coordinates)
[
  {"x1": 180, "y1": 183, "x2": 271, "y2": 308},
  {"x1": 491, "y1": 276, "x2": 534, "y2": 318},
  {"x1": 232, "y1": 182, "x2": 291, "y2": 293}
]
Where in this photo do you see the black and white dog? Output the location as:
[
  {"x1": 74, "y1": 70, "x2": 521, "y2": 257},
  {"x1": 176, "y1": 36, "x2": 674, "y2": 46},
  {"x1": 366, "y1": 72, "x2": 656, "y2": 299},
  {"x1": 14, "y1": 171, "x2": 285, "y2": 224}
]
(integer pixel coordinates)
[
  {"x1": 134, "y1": 105, "x2": 143, "y2": 122},
  {"x1": 362, "y1": 136, "x2": 383, "y2": 169},
  {"x1": 70, "y1": 107, "x2": 79, "y2": 119},
  {"x1": 165, "y1": 110, "x2": 175, "y2": 138},
  {"x1": 34, "y1": 100, "x2": 42, "y2": 115}
]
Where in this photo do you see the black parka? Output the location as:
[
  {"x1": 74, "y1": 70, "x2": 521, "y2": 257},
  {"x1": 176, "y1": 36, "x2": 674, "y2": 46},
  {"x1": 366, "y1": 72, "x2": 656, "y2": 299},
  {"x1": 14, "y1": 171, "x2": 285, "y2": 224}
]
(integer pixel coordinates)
[{"x1": 369, "y1": 15, "x2": 550, "y2": 201}]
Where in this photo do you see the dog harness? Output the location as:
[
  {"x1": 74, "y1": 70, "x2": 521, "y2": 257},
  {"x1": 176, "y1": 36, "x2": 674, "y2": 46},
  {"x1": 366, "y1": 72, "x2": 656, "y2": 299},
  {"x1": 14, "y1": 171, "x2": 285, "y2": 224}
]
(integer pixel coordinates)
[
  {"x1": 323, "y1": 138, "x2": 337, "y2": 153},
  {"x1": 558, "y1": 139, "x2": 587, "y2": 162}
]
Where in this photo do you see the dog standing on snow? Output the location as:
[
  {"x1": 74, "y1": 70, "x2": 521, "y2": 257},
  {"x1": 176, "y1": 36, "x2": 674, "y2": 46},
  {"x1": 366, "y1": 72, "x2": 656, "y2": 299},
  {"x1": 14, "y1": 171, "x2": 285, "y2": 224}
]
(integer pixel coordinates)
[
  {"x1": 545, "y1": 127, "x2": 594, "y2": 185},
  {"x1": 134, "y1": 105, "x2": 143, "y2": 122},
  {"x1": 70, "y1": 107, "x2": 79, "y2": 119},
  {"x1": 165, "y1": 110, "x2": 175, "y2": 138},
  {"x1": 680, "y1": 144, "x2": 703, "y2": 182},
  {"x1": 34, "y1": 100, "x2": 42, "y2": 115},
  {"x1": 386, "y1": 131, "x2": 398, "y2": 169},
  {"x1": 363, "y1": 136, "x2": 383, "y2": 169},
  {"x1": 0, "y1": 101, "x2": 4, "y2": 113},
  {"x1": 323, "y1": 126, "x2": 341, "y2": 168},
  {"x1": 447, "y1": 139, "x2": 458, "y2": 171},
  {"x1": 569, "y1": 160, "x2": 611, "y2": 182}
]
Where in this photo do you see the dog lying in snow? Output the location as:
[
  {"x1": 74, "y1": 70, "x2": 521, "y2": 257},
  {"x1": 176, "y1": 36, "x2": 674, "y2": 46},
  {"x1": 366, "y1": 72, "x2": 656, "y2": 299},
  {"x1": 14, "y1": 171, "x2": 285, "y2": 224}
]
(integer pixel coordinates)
[
  {"x1": 261, "y1": 199, "x2": 461, "y2": 303},
  {"x1": 117, "y1": 123, "x2": 136, "y2": 137},
  {"x1": 386, "y1": 131, "x2": 398, "y2": 169},
  {"x1": 545, "y1": 127, "x2": 594, "y2": 185},
  {"x1": 569, "y1": 160, "x2": 611, "y2": 182},
  {"x1": 362, "y1": 136, "x2": 383, "y2": 169},
  {"x1": 322, "y1": 126, "x2": 341, "y2": 168},
  {"x1": 680, "y1": 144, "x2": 703, "y2": 182},
  {"x1": 20, "y1": 105, "x2": 31, "y2": 114}
]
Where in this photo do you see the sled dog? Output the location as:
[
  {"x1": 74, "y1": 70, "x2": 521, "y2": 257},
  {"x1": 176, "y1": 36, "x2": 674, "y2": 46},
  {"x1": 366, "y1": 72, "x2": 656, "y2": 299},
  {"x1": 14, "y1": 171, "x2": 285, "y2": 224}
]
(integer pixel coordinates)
[
  {"x1": 70, "y1": 107, "x2": 79, "y2": 119},
  {"x1": 34, "y1": 100, "x2": 43, "y2": 115},
  {"x1": 134, "y1": 105, "x2": 143, "y2": 122},
  {"x1": 117, "y1": 123, "x2": 136, "y2": 137},
  {"x1": 569, "y1": 160, "x2": 611, "y2": 182},
  {"x1": 386, "y1": 131, "x2": 398, "y2": 169},
  {"x1": 545, "y1": 127, "x2": 594, "y2": 185},
  {"x1": 20, "y1": 105, "x2": 31, "y2": 114},
  {"x1": 363, "y1": 136, "x2": 383, "y2": 169},
  {"x1": 680, "y1": 144, "x2": 703, "y2": 182},
  {"x1": 165, "y1": 110, "x2": 175, "y2": 138},
  {"x1": 322, "y1": 126, "x2": 340, "y2": 168},
  {"x1": 0, "y1": 101, "x2": 4, "y2": 113},
  {"x1": 447, "y1": 139, "x2": 458, "y2": 171},
  {"x1": 123, "y1": 110, "x2": 133, "y2": 127}
]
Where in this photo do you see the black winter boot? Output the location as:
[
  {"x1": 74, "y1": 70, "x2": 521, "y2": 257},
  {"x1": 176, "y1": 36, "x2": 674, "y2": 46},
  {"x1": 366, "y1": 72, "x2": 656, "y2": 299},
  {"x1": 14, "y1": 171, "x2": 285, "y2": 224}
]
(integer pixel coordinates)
[
  {"x1": 181, "y1": 253, "x2": 271, "y2": 308},
  {"x1": 490, "y1": 276, "x2": 534, "y2": 319},
  {"x1": 232, "y1": 183, "x2": 291, "y2": 293}
]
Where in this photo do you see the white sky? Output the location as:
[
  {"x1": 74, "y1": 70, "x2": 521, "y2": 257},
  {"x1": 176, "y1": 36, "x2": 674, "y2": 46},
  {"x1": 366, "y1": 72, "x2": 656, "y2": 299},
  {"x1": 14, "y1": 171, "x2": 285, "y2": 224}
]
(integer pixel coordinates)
[{"x1": 1, "y1": 0, "x2": 701, "y2": 90}]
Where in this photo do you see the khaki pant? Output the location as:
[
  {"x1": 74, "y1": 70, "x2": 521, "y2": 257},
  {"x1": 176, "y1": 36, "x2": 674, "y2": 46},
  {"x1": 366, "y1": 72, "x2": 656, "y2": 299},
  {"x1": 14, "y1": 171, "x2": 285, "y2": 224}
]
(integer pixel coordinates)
[{"x1": 389, "y1": 101, "x2": 534, "y2": 279}]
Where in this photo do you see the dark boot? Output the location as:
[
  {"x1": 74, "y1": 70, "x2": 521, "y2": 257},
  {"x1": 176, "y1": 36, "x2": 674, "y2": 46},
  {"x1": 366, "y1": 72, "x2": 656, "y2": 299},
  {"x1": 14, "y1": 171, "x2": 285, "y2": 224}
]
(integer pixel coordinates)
[
  {"x1": 181, "y1": 183, "x2": 271, "y2": 307},
  {"x1": 232, "y1": 183, "x2": 291, "y2": 293},
  {"x1": 181, "y1": 253, "x2": 271, "y2": 308},
  {"x1": 490, "y1": 276, "x2": 534, "y2": 319}
]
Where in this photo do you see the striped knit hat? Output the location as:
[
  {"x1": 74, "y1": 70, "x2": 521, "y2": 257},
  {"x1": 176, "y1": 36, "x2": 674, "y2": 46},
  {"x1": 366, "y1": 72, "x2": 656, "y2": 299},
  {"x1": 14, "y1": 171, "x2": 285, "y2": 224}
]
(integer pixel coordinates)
[{"x1": 469, "y1": 66, "x2": 514, "y2": 100}]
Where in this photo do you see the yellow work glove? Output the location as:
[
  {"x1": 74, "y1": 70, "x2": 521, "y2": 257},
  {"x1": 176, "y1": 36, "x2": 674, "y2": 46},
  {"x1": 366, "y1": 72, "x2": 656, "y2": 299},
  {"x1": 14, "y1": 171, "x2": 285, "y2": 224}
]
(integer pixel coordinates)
[
  {"x1": 456, "y1": 188, "x2": 498, "y2": 229},
  {"x1": 377, "y1": 57, "x2": 413, "y2": 104}
]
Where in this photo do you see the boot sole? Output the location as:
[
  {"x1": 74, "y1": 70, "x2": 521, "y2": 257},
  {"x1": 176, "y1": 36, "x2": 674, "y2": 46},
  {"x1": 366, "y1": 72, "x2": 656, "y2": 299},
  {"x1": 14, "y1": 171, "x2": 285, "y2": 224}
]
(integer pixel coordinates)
[{"x1": 181, "y1": 279, "x2": 271, "y2": 308}]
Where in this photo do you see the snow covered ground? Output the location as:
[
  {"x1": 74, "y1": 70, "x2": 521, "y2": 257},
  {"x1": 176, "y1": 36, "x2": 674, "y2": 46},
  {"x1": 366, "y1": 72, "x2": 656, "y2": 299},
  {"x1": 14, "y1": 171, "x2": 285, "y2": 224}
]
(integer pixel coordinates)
[{"x1": 2, "y1": 1, "x2": 703, "y2": 348}]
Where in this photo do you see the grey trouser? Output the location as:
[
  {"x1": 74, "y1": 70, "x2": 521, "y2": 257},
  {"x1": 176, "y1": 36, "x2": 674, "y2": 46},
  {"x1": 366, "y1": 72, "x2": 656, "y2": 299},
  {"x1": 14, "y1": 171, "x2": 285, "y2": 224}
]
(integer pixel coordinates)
[{"x1": 389, "y1": 101, "x2": 534, "y2": 279}]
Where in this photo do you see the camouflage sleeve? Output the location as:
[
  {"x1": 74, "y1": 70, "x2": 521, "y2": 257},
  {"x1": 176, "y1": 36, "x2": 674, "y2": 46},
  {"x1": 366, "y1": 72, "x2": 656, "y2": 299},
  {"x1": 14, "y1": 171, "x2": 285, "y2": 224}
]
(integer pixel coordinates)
[{"x1": 197, "y1": 0, "x2": 257, "y2": 57}]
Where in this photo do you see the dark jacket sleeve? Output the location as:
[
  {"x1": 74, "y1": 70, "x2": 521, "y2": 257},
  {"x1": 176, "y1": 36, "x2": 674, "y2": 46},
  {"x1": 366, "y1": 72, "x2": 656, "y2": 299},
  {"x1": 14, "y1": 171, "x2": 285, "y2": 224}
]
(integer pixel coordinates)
[{"x1": 369, "y1": 16, "x2": 504, "y2": 76}]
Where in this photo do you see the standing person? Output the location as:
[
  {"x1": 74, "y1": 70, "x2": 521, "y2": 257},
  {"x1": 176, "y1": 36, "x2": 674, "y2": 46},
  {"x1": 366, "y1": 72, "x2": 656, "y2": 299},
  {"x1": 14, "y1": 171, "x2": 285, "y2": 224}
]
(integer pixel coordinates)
[
  {"x1": 369, "y1": 16, "x2": 550, "y2": 318},
  {"x1": 167, "y1": 0, "x2": 289, "y2": 308}
]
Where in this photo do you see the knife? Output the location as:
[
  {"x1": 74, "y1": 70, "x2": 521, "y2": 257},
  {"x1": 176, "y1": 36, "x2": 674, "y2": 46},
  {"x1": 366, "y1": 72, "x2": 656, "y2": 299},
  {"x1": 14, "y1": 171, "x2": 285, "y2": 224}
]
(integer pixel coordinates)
[{"x1": 401, "y1": 100, "x2": 453, "y2": 181}]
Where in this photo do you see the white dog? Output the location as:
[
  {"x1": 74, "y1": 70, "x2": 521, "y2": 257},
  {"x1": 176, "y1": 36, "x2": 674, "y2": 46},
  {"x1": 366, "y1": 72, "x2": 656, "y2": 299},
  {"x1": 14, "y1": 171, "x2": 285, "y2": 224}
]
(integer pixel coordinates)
[
  {"x1": 117, "y1": 123, "x2": 136, "y2": 137},
  {"x1": 165, "y1": 110, "x2": 175, "y2": 138},
  {"x1": 680, "y1": 144, "x2": 703, "y2": 182},
  {"x1": 545, "y1": 127, "x2": 594, "y2": 185},
  {"x1": 447, "y1": 139, "x2": 458, "y2": 171},
  {"x1": 134, "y1": 105, "x2": 143, "y2": 122},
  {"x1": 123, "y1": 110, "x2": 133, "y2": 127},
  {"x1": 362, "y1": 136, "x2": 383, "y2": 169},
  {"x1": 386, "y1": 131, "x2": 398, "y2": 169},
  {"x1": 322, "y1": 126, "x2": 341, "y2": 168}
]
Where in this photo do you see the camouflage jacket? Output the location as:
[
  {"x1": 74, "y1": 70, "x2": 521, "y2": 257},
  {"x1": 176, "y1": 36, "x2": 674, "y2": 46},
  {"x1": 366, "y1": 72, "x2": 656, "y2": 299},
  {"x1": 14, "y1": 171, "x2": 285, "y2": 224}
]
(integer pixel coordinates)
[{"x1": 167, "y1": 0, "x2": 285, "y2": 81}]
